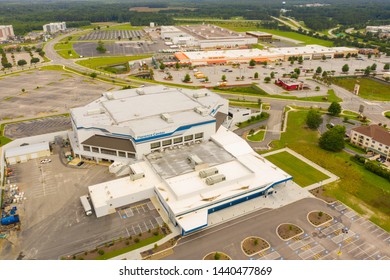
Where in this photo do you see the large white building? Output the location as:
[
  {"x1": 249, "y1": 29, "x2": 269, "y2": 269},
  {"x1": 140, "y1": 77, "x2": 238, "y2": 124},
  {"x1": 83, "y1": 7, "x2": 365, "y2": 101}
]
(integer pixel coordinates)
[
  {"x1": 69, "y1": 86, "x2": 228, "y2": 163},
  {"x1": 174, "y1": 45, "x2": 358, "y2": 66},
  {"x1": 88, "y1": 127, "x2": 292, "y2": 235},
  {"x1": 0, "y1": 25, "x2": 14, "y2": 41},
  {"x1": 43, "y1": 22, "x2": 66, "y2": 34}
]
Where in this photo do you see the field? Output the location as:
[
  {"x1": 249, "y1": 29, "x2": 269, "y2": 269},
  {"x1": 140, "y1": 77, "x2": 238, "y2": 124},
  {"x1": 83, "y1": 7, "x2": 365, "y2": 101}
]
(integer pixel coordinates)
[
  {"x1": 268, "y1": 110, "x2": 390, "y2": 231},
  {"x1": 333, "y1": 77, "x2": 390, "y2": 101},
  {"x1": 265, "y1": 151, "x2": 329, "y2": 187},
  {"x1": 76, "y1": 55, "x2": 152, "y2": 69},
  {"x1": 212, "y1": 22, "x2": 333, "y2": 47},
  {"x1": 54, "y1": 37, "x2": 81, "y2": 59},
  {"x1": 247, "y1": 129, "x2": 266, "y2": 142}
]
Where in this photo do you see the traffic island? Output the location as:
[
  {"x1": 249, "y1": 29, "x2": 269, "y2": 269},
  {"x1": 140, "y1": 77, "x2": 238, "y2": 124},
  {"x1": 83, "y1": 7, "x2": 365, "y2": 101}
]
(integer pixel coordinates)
[
  {"x1": 203, "y1": 252, "x2": 231, "y2": 260},
  {"x1": 309, "y1": 186, "x2": 336, "y2": 203},
  {"x1": 276, "y1": 223, "x2": 304, "y2": 241},
  {"x1": 141, "y1": 236, "x2": 181, "y2": 260},
  {"x1": 307, "y1": 211, "x2": 333, "y2": 227},
  {"x1": 241, "y1": 236, "x2": 270, "y2": 257}
]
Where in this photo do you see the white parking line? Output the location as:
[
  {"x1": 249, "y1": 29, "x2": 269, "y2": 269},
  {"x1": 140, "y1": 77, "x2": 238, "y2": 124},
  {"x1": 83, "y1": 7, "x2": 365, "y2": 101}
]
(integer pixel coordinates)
[{"x1": 125, "y1": 227, "x2": 130, "y2": 237}]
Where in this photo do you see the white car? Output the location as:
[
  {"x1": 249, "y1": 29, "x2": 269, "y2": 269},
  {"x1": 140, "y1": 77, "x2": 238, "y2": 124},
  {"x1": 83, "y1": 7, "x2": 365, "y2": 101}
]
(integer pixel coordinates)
[{"x1": 40, "y1": 159, "x2": 52, "y2": 164}]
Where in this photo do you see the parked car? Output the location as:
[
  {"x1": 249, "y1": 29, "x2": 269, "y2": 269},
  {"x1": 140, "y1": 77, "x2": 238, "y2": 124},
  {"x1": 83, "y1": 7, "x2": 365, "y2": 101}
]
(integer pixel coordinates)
[{"x1": 77, "y1": 161, "x2": 85, "y2": 167}]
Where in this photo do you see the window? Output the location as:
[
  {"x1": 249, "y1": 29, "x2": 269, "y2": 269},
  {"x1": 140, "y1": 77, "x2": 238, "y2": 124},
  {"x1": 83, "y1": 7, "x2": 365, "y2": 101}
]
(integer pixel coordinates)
[
  {"x1": 127, "y1": 153, "x2": 135, "y2": 158},
  {"x1": 372, "y1": 140, "x2": 376, "y2": 143},
  {"x1": 92, "y1": 147, "x2": 99, "y2": 153},
  {"x1": 195, "y1": 132, "x2": 203, "y2": 139},
  {"x1": 353, "y1": 137, "x2": 356, "y2": 140},
  {"x1": 378, "y1": 148, "x2": 382, "y2": 151},
  {"x1": 83, "y1": 145, "x2": 91, "y2": 152},
  {"x1": 173, "y1": 137, "x2": 183, "y2": 144},
  {"x1": 150, "y1": 142, "x2": 161, "y2": 149},
  {"x1": 184, "y1": 135, "x2": 193, "y2": 141},
  {"x1": 371, "y1": 145, "x2": 374, "y2": 148},
  {"x1": 118, "y1": 151, "x2": 126, "y2": 157},
  {"x1": 379, "y1": 144, "x2": 383, "y2": 147},
  {"x1": 101, "y1": 148, "x2": 117, "y2": 156},
  {"x1": 162, "y1": 139, "x2": 172, "y2": 146}
]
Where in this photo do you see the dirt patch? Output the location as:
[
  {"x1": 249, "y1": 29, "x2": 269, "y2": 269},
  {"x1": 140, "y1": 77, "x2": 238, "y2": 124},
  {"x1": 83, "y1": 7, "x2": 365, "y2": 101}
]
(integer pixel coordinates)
[
  {"x1": 308, "y1": 211, "x2": 333, "y2": 227},
  {"x1": 309, "y1": 186, "x2": 336, "y2": 203},
  {"x1": 241, "y1": 236, "x2": 270, "y2": 256},
  {"x1": 203, "y1": 252, "x2": 231, "y2": 260},
  {"x1": 141, "y1": 236, "x2": 180, "y2": 259},
  {"x1": 277, "y1": 223, "x2": 304, "y2": 241}
]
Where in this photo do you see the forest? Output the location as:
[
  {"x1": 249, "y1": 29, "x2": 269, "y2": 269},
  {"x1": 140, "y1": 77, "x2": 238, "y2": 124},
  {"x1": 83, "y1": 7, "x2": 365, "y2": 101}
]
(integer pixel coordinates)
[{"x1": 0, "y1": 0, "x2": 389, "y2": 35}]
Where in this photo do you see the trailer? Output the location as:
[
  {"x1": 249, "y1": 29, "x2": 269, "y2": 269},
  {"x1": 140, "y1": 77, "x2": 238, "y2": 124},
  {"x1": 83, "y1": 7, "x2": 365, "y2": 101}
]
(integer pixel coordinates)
[
  {"x1": 80, "y1": 195, "x2": 93, "y2": 216},
  {"x1": 1, "y1": 214, "x2": 20, "y2": 226}
]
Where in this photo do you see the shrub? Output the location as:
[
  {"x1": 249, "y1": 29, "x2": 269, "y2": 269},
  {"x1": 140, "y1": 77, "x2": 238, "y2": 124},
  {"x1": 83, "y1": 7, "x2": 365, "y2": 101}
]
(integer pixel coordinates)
[
  {"x1": 134, "y1": 238, "x2": 140, "y2": 243},
  {"x1": 98, "y1": 250, "x2": 105, "y2": 256}
]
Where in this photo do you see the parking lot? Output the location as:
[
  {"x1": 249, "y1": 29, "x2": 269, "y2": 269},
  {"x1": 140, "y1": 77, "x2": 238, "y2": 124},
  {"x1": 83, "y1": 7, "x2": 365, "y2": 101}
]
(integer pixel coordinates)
[
  {"x1": 165, "y1": 198, "x2": 390, "y2": 260},
  {"x1": 78, "y1": 30, "x2": 145, "y2": 41},
  {"x1": 1, "y1": 148, "x2": 163, "y2": 260},
  {"x1": 0, "y1": 69, "x2": 119, "y2": 120},
  {"x1": 4, "y1": 116, "x2": 71, "y2": 139}
]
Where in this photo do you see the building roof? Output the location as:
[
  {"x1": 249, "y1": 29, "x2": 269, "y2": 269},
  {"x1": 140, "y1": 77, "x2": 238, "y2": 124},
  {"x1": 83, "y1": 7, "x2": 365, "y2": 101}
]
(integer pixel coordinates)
[
  {"x1": 71, "y1": 85, "x2": 227, "y2": 140},
  {"x1": 5, "y1": 142, "x2": 49, "y2": 158},
  {"x1": 82, "y1": 135, "x2": 135, "y2": 152},
  {"x1": 352, "y1": 125, "x2": 390, "y2": 146}
]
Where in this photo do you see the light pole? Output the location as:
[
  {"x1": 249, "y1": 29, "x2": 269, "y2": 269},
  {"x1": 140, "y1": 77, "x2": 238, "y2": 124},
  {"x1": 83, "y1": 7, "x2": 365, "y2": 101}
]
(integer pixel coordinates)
[{"x1": 337, "y1": 227, "x2": 349, "y2": 256}]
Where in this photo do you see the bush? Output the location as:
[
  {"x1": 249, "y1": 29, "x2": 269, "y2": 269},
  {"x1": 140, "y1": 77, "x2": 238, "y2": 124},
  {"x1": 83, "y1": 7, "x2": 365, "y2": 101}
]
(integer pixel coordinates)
[
  {"x1": 134, "y1": 238, "x2": 140, "y2": 243},
  {"x1": 98, "y1": 250, "x2": 105, "y2": 256},
  {"x1": 153, "y1": 231, "x2": 159, "y2": 236}
]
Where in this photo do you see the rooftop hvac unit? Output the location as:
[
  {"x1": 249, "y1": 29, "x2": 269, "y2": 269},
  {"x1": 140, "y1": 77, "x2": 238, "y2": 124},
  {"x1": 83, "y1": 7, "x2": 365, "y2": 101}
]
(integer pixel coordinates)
[
  {"x1": 187, "y1": 154, "x2": 203, "y2": 166},
  {"x1": 206, "y1": 174, "x2": 226, "y2": 185},
  {"x1": 104, "y1": 92, "x2": 114, "y2": 100},
  {"x1": 161, "y1": 113, "x2": 173, "y2": 123},
  {"x1": 194, "y1": 106, "x2": 208, "y2": 116},
  {"x1": 129, "y1": 164, "x2": 145, "y2": 181},
  {"x1": 193, "y1": 91, "x2": 208, "y2": 98},
  {"x1": 199, "y1": 167, "x2": 219, "y2": 178},
  {"x1": 86, "y1": 108, "x2": 104, "y2": 115},
  {"x1": 136, "y1": 89, "x2": 145, "y2": 95}
]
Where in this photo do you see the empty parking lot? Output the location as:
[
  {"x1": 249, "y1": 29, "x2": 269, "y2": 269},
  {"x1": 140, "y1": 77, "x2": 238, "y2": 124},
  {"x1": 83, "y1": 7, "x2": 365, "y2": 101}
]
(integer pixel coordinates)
[{"x1": 0, "y1": 69, "x2": 119, "y2": 120}]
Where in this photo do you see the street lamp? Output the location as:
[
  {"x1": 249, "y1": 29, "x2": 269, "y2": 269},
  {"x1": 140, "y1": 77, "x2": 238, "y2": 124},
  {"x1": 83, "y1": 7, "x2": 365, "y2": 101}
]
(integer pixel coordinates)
[{"x1": 337, "y1": 227, "x2": 349, "y2": 256}]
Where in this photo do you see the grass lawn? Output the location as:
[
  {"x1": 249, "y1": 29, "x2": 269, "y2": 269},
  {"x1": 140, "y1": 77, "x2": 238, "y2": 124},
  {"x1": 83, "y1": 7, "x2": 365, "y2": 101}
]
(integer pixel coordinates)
[
  {"x1": 76, "y1": 55, "x2": 152, "y2": 69},
  {"x1": 237, "y1": 112, "x2": 269, "y2": 128},
  {"x1": 0, "y1": 136, "x2": 12, "y2": 147},
  {"x1": 39, "y1": 65, "x2": 64, "y2": 71},
  {"x1": 229, "y1": 99, "x2": 259, "y2": 108},
  {"x1": 105, "y1": 24, "x2": 144, "y2": 31},
  {"x1": 333, "y1": 77, "x2": 390, "y2": 101},
  {"x1": 247, "y1": 129, "x2": 266, "y2": 142},
  {"x1": 345, "y1": 142, "x2": 366, "y2": 154},
  {"x1": 268, "y1": 110, "x2": 390, "y2": 231},
  {"x1": 265, "y1": 151, "x2": 329, "y2": 187},
  {"x1": 384, "y1": 111, "x2": 390, "y2": 119},
  {"x1": 96, "y1": 234, "x2": 164, "y2": 260}
]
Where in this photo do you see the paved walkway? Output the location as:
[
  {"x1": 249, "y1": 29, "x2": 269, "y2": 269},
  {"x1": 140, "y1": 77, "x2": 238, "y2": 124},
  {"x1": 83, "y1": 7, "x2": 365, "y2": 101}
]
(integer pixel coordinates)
[{"x1": 262, "y1": 147, "x2": 339, "y2": 190}]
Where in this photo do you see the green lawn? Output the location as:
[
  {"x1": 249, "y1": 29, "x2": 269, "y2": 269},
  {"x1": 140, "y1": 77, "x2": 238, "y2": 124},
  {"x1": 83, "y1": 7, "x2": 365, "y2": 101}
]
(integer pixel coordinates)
[
  {"x1": 0, "y1": 136, "x2": 12, "y2": 147},
  {"x1": 76, "y1": 55, "x2": 152, "y2": 69},
  {"x1": 265, "y1": 151, "x2": 329, "y2": 187},
  {"x1": 237, "y1": 112, "x2": 269, "y2": 128},
  {"x1": 385, "y1": 111, "x2": 390, "y2": 119},
  {"x1": 105, "y1": 24, "x2": 144, "y2": 31},
  {"x1": 229, "y1": 99, "x2": 259, "y2": 108},
  {"x1": 247, "y1": 129, "x2": 266, "y2": 142},
  {"x1": 268, "y1": 110, "x2": 390, "y2": 231},
  {"x1": 333, "y1": 77, "x2": 390, "y2": 101}
]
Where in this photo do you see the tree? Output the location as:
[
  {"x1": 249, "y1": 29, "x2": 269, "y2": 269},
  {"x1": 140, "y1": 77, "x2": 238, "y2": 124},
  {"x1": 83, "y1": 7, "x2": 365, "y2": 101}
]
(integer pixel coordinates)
[
  {"x1": 370, "y1": 63, "x2": 377, "y2": 71},
  {"x1": 306, "y1": 110, "x2": 323, "y2": 129},
  {"x1": 383, "y1": 63, "x2": 390, "y2": 71},
  {"x1": 30, "y1": 57, "x2": 40, "y2": 64},
  {"x1": 175, "y1": 62, "x2": 180, "y2": 70},
  {"x1": 270, "y1": 71, "x2": 275, "y2": 79},
  {"x1": 4, "y1": 63, "x2": 12, "y2": 69},
  {"x1": 254, "y1": 72, "x2": 259, "y2": 79},
  {"x1": 117, "y1": 35, "x2": 121, "y2": 41},
  {"x1": 159, "y1": 62, "x2": 165, "y2": 70},
  {"x1": 96, "y1": 41, "x2": 106, "y2": 53},
  {"x1": 342, "y1": 64, "x2": 349, "y2": 73},
  {"x1": 346, "y1": 53, "x2": 351, "y2": 59},
  {"x1": 294, "y1": 68, "x2": 300, "y2": 75},
  {"x1": 364, "y1": 66, "x2": 371, "y2": 76},
  {"x1": 249, "y1": 59, "x2": 256, "y2": 67},
  {"x1": 90, "y1": 72, "x2": 97, "y2": 79},
  {"x1": 316, "y1": 67, "x2": 322, "y2": 74},
  {"x1": 264, "y1": 76, "x2": 271, "y2": 83},
  {"x1": 183, "y1": 73, "x2": 191, "y2": 83},
  {"x1": 221, "y1": 74, "x2": 227, "y2": 81},
  {"x1": 319, "y1": 125, "x2": 346, "y2": 152},
  {"x1": 298, "y1": 56, "x2": 303, "y2": 64},
  {"x1": 322, "y1": 55, "x2": 327, "y2": 61},
  {"x1": 328, "y1": 102, "x2": 342, "y2": 116},
  {"x1": 322, "y1": 71, "x2": 328, "y2": 77},
  {"x1": 17, "y1": 59, "x2": 27, "y2": 67},
  {"x1": 39, "y1": 50, "x2": 45, "y2": 57}
]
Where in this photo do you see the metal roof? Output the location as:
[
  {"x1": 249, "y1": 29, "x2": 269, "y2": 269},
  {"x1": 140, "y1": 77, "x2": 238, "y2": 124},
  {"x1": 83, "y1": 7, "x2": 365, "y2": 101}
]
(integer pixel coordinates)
[{"x1": 5, "y1": 142, "x2": 49, "y2": 158}]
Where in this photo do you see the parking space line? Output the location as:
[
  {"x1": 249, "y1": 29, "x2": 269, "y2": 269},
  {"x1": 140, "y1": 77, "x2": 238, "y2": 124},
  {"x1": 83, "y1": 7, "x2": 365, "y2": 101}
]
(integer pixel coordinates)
[
  {"x1": 149, "y1": 220, "x2": 154, "y2": 229},
  {"x1": 125, "y1": 227, "x2": 130, "y2": 237}
]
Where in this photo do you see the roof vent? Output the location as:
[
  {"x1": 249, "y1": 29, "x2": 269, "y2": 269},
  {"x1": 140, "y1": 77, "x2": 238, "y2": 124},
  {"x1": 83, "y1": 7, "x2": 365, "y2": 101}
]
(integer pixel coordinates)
[
  {"x1": 129, "y1": 164, "x2": 145, "y2": 181},
  {"x1": 136, "y1": 89, "x2": 145, "y2": 95},
  {"x1": 161, "y1": 113, "x2": 173, "y2": 123},
  {"x1": 206, "y1": 174, "x2": 226, "y2": 185},
  {"x1": 193, "y1": 92, "x2": 208, "y2": 98},
  {"x1": 187, "y1": 154, "x2": 203, "y2": 167},
  {"x1": 86, "y1": 108, "x2": 104, "y2": 115},
  {"x1": 194, "y1": 106, "x2": 208, "y2": 116}
]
